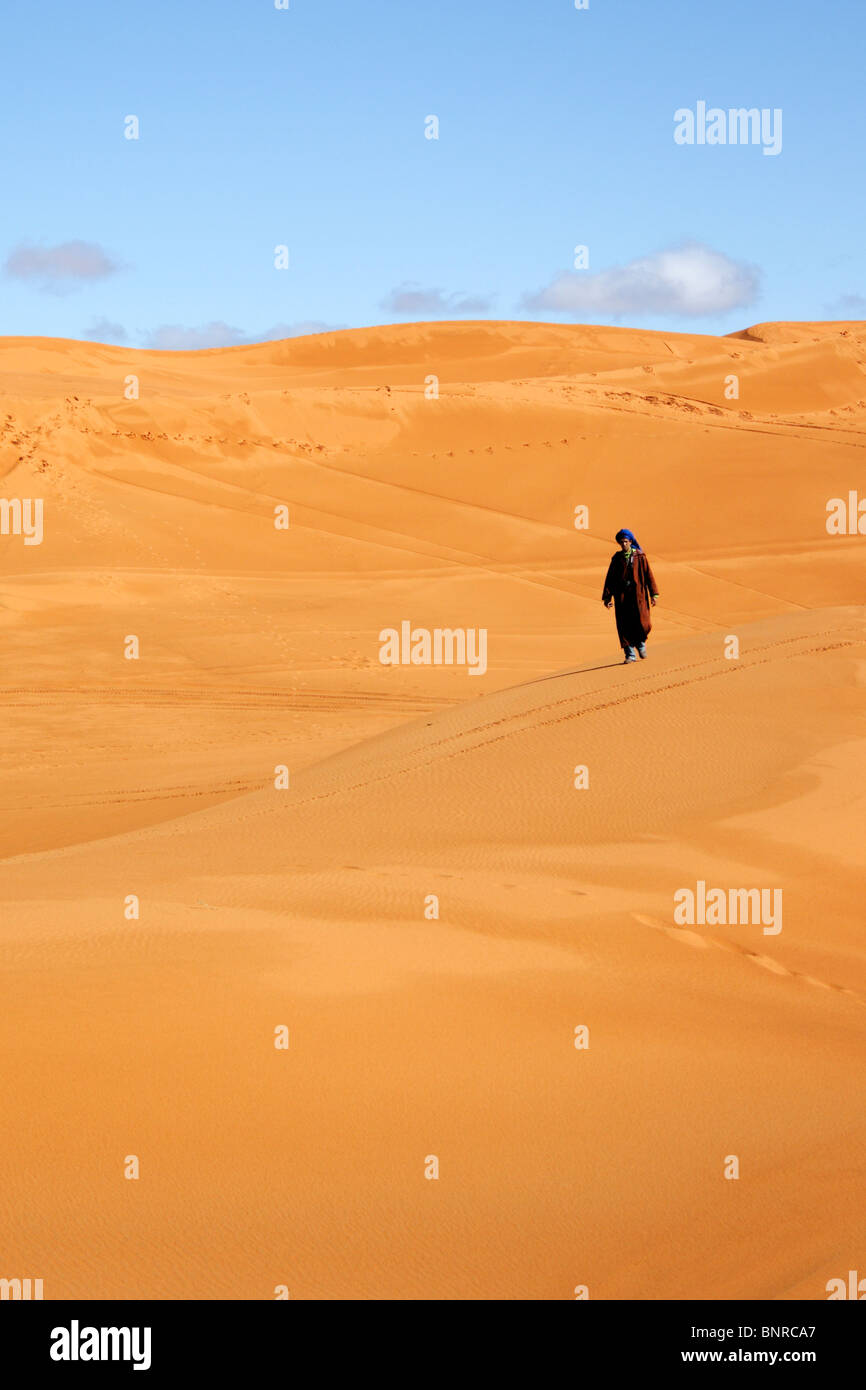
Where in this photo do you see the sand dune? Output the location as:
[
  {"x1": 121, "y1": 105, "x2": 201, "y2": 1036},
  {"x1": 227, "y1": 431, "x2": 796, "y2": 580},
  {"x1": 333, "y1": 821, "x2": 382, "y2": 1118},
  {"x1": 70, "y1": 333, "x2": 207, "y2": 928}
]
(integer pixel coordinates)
[{"x1": 0, "y1": 319, "x2": 864, "y2": 1298}]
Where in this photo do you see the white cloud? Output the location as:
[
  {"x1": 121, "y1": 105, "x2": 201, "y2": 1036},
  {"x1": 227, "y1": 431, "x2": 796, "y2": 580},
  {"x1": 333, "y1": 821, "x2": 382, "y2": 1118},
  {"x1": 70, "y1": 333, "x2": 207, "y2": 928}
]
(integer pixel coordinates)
[
  {"x1": 141, "y1": 320, "x2": 345, "y2": 350},
  {"x1": 825, "y1": 292, "x2": 866, "y2": 316},
  {"x1": 5, "y1": 240, "x2": 121, "y2": 293},
  {"x1": 380, "y1": 283, "x2": 493, "y2": 317},
  {"x1": 83, "y1": 317, "x2": 128, "y2": 344},
  {"x1": 262, "y1": 320, "x2": 346, "y2": 340},
  {"x1": 524, "y1": 243, "x2": 760, "y2": 318}
]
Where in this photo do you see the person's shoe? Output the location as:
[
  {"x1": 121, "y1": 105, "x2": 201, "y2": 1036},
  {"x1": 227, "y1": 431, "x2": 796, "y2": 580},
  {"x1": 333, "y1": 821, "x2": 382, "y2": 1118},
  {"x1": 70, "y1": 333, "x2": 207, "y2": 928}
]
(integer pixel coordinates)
[
  {"x1": 623, "y1": 647, "x2": 637, "y2": 662},
  {"x1": 637, "y1": 642, "x2": 647, "y2": 659}
]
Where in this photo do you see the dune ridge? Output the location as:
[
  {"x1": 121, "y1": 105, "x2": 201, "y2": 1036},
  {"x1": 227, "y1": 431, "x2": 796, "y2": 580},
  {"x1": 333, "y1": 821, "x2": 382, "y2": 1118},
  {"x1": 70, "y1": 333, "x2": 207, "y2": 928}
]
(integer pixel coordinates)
[{"x1": 0, "y1": 318, "x2": 864, "y2": 1298}]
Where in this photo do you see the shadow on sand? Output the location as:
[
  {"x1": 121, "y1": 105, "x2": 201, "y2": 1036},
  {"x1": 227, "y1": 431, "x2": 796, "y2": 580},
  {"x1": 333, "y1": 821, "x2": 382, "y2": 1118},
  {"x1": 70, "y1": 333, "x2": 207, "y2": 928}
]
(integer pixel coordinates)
[
  {"x1": 523, "y1": 660, "x2": 628, "y2": 685},
  {"x1": 491, "y1": 659, "x2": 629, "y2": 698}
]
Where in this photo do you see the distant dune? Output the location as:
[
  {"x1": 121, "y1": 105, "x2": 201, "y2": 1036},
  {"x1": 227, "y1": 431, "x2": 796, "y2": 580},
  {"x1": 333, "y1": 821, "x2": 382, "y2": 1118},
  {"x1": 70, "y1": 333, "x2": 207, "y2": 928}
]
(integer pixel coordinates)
[{"x1": 0, "y1": 319, "x2": 864, "y2": 1298}]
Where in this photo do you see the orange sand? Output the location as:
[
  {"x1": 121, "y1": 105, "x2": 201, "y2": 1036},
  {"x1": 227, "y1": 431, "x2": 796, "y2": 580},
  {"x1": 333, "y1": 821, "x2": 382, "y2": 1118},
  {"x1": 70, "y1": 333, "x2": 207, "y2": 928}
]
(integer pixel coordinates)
[{"x1": 0, "y1": 319, "x2": 864, "y2": 1299}]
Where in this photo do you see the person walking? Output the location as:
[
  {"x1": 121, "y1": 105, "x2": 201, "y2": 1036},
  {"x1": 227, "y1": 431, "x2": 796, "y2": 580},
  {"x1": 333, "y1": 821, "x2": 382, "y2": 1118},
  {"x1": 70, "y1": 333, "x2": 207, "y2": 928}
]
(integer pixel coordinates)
[{"x1": 602, "y1": 528, "x2": 659, "y2": 663}]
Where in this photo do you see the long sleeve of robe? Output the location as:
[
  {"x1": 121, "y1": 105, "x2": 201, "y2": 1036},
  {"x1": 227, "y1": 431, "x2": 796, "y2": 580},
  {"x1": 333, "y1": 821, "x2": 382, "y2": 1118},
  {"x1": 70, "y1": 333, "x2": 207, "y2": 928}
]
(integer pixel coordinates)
[{"x1": 602, "y1": 551, "x2": 659, "y2": 649}]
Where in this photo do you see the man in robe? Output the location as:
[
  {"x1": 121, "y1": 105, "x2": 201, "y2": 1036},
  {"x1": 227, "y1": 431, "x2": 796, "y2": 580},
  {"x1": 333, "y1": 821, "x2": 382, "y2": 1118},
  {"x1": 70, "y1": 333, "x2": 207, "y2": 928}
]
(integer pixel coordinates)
[{"x1": 602, "y1": 528, "x2": 659, "y2": 662}]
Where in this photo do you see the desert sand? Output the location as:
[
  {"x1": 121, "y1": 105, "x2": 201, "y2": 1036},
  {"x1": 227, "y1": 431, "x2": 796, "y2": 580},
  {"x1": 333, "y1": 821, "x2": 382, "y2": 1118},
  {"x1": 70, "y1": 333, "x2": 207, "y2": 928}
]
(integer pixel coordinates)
[{"x1": 0, "y1": 318, "x2": 864, "y2": 1299}]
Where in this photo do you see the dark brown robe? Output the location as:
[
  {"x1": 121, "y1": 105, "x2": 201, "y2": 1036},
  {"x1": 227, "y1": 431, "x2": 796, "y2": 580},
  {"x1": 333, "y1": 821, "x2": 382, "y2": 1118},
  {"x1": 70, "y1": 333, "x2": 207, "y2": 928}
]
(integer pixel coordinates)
[{"x1": 602, "y1": 550, "x2": 659, "y2": 649}]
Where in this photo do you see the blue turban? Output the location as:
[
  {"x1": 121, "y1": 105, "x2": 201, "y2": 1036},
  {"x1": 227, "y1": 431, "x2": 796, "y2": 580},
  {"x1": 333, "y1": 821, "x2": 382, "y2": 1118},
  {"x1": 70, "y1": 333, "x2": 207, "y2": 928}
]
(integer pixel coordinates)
[{"x1": 615, "y1": 528, "x2": 642, "y2": 550}]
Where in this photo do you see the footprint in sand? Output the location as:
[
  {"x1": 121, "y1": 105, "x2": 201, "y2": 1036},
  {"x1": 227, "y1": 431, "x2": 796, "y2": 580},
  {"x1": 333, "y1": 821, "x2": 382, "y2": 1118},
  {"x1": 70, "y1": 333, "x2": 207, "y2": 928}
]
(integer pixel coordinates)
[
  {"x1": 632, "y1": 913, "x2": 865, "y2": 1003},
  {"x1": 742, "y1": 951, "x2": 791, "y2": 976},
  {"x1": 632, "y1": 912, "x2": 711, "y2": 949}
]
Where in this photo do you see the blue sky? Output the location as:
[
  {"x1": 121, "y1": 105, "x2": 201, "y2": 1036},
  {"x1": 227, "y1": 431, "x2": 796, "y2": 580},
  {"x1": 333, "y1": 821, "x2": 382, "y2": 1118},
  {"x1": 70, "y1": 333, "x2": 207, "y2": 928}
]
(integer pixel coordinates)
[{"x1": 1, "y1": 0, "x2": 863, "y2": 346}]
